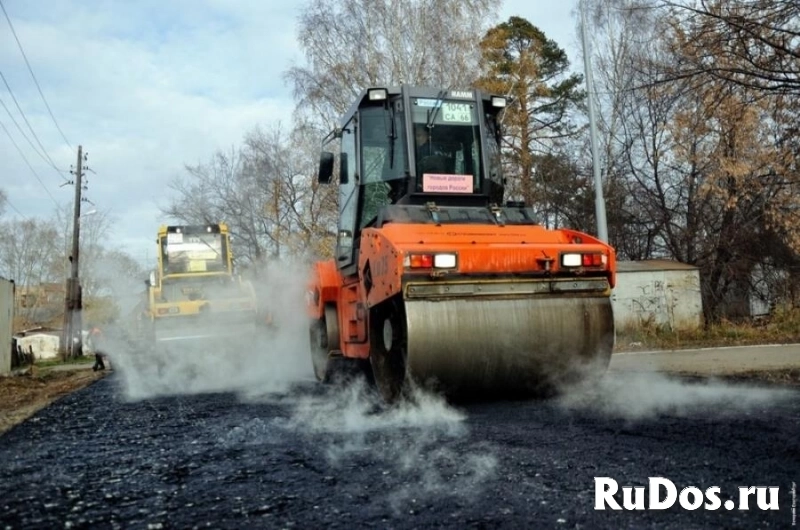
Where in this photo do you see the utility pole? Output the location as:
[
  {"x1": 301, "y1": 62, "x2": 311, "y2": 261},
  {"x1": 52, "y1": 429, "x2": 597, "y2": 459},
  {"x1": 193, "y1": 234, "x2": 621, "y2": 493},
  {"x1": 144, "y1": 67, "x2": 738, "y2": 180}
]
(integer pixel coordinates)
[
  {"x1": 580, "y1": 0, "x2": 609, "y2": 243},
  {"x1": 61, "y1": 145, "x2": 83, "y2": 360}
]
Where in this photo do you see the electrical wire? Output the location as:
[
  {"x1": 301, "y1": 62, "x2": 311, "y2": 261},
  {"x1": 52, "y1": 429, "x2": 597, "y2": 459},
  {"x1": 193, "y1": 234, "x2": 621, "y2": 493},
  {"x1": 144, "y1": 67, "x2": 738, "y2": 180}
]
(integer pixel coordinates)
[
  {"x1": 0, "y1": 71, "x2": 69, "y2": 179},
  {"x1": 0, "y1": 117, "x2": 60, "y2": 207},
  {"x1": 0, "y1": 0, "x2": 72, "y2": 151},
  {"x1": 0, "y1": 95, "x2": 48, "y2": 167}
]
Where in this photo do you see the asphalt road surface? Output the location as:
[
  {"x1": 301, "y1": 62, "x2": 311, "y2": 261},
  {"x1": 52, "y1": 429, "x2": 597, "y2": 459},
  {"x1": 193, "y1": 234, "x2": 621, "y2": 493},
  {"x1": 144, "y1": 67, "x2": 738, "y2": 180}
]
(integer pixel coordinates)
[{"x1": 1, "y1": 353, "x2": 798, "y2": 529}]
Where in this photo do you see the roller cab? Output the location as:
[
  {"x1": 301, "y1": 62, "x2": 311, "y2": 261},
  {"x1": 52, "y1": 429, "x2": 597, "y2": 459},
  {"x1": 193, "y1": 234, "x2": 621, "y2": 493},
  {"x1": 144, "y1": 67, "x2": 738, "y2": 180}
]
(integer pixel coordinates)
[
  {"x1": 144, "y1": 224, "x2": 260, "y2": 358},
  {"x1": 308, "y1": 85, "x2": 616, "y2": 402}
]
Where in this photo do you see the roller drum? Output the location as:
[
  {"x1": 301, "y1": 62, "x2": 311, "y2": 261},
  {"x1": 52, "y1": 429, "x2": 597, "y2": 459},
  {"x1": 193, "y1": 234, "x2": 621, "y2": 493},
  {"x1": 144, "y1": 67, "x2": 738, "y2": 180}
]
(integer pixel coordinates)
[{"x1": 404, "y1": 295, "x2": 614, "y2": 397}]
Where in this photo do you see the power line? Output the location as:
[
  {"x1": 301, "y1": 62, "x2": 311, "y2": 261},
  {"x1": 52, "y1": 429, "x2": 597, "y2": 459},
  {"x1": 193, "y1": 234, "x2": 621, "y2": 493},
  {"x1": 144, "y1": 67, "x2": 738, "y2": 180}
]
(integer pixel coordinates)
[
  {"x1": 0, "y1": 95, "x2": 52, "y2": 170},
  {"x1": 0, "y1": 0, "x2": 72, "y2": 151},
  {"x1": 0, "y1": 93, "x2": 70, "y2": 185},
  {"x1": 0, "y1": 117, "x2": 60, "y2": 207},
  {"x1": 0, "y1": 70, "x2": 68, "y2": 179}
]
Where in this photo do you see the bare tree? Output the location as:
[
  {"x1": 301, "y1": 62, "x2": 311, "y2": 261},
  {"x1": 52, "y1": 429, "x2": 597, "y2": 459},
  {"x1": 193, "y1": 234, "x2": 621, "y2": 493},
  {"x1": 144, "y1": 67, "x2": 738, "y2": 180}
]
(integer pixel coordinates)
[
  {"x1": 51, "y1": 203, "x2": 116, "y2": 301},
  {"x1": 286, "y1": 0, "x2": 500, "y2": 125},
  {"x1": 671, "y1": 83, "x2": 799, "y2": 318},
  {"x1": 242, "y1": 123, "x2": 338, "y2": 260},
  {"x1": 165, "y1": 122, "x2": 338, "y2": 266},
  {"x1": 0, "y1": 218, "x2": 60, "y2": 288},
  {"x1": 165, "y1": 147, "x2": 271, "y2": 267},
  {"x1": 0, "y1": 218, "x2": 61, "y2": 323},
  {"x1": 661, "y1": 0, "x2": 800, "y2": 95},
  {"x1": 577, "y1": 0, "x2": 800, "y2": 319},
  {"x1": 578, "y1": 0, "x2": 664, "y2": 257},
  {"x1": 166, "y1": 0, "x2": 501, "y2": 267},
  {"x1": 651, "y1": 2, "x2": 800, "y2": 319}
]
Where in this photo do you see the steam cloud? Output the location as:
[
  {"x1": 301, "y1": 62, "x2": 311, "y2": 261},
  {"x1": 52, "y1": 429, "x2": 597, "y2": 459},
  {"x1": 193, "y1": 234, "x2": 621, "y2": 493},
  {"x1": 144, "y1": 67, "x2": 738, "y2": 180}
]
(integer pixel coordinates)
[
  {"x1": 98, "y1": 250, "x2": 499, "y2": 515},
  {"x1": 556, "y1": 369, "x2": 794, "y2": 421},
  {"x1": 99, "y1": 258, "x2": 315, "y2": 401},
  {"x1": 279, "y1": 378, "x2": 498, "y2": 513},
  {"x1": 96, "y1": 249, "x2": 796, "y2": 511}
]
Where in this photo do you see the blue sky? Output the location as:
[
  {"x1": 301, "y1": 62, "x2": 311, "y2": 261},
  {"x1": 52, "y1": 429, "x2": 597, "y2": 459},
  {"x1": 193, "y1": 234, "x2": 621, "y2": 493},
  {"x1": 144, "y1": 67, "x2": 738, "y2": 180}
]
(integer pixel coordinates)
[{"x1": 0, "y1": 0, "x2": 585, "y2": 267}]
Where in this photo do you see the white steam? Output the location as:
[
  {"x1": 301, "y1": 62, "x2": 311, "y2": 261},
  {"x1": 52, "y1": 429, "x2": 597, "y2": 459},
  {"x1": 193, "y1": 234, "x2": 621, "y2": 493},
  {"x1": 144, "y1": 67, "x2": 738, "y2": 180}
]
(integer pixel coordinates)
[
  {"x1": 557, "y1": 370, "x2": 793, "y2": 421},
  {"x1": 277, "y1": 378, "x2": 498, "y2": 512},
  {"x1": 286, "y1": 377, "x2": 466, "y2": 434},
  {"x1": 99, "y1": 258, "x2": 315, "y2": 401}
]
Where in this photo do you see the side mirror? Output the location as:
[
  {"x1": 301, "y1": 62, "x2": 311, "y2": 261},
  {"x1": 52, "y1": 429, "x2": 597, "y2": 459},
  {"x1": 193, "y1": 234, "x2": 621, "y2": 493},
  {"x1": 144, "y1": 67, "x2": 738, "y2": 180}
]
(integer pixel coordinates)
[{"x1": 318, "y1": 151, "x2": 334, "y2": 184}]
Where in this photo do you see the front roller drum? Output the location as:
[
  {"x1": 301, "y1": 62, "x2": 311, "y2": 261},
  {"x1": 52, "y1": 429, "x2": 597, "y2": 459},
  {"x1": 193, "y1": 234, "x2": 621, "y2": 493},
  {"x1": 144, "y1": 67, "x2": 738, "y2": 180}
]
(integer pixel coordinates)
[{"x1": 371, "y1": 295, "x2": 614, "y2": 401}]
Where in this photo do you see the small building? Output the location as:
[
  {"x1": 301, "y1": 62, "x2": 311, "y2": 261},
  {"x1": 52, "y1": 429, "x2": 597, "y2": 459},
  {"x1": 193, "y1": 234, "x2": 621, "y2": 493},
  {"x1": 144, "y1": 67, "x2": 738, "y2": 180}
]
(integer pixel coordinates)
[
  {"x1": 13, "y1": 327, "x2": 61, "y2": 361},
  {"x1": 0, "y1": 277, "x2": 14, "y2": 374},
  {"x1": 612, "y1": 260, "x2": 703, "y2": 331}
]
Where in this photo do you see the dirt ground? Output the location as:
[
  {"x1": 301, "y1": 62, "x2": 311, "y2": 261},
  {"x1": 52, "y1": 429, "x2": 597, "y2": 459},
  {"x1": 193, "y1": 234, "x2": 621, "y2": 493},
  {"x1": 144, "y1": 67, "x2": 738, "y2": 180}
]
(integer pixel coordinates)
[{"x1": 0, "y1": 367, "x2": 107, "y2": 435}]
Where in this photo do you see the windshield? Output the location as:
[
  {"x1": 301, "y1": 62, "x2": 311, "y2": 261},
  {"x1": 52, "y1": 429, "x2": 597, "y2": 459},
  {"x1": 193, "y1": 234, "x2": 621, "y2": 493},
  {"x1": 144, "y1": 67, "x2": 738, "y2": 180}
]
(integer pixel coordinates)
[
  {"x1": 360, "y1": 106, "x2": 406, "y2": 183},
  {"x1": 161, "y1": 232, "x2": 226, "y2": 274},
  {"x1": 411, "y1": 98, "x2": 483, "y2": 193},
  {"x1": 358, "y1": 106, "x2": 408, "y2": 228}
]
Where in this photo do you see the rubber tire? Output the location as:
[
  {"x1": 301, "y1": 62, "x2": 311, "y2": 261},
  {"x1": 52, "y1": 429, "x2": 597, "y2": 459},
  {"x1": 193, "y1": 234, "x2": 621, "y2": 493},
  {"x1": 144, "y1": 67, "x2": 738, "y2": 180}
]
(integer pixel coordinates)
[
  {"x1": 369, "y1": 297, "x2": 411, "y2": 403},
  {"x1": 309, "y1": 305, "x2": 339, "y2": 383}
]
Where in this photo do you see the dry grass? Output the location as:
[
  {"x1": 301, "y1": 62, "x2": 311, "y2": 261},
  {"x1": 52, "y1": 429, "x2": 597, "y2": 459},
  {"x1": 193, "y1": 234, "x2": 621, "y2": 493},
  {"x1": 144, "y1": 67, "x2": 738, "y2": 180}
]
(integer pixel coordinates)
[
  {"x1": 0, "y1": 367, "x2": 105, "y2": 435},
  {"x1": 34, "y1": 355, "x2": 95, "y2": 368},
  {"x1": 615, "y1": 306, "x2": 800, "y2": 352}
]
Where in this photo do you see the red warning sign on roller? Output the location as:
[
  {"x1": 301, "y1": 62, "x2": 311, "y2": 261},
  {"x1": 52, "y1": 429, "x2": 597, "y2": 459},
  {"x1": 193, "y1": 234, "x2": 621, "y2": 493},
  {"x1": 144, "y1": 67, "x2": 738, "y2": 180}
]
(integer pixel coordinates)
[{"x1": 422, "y1": 173, "x2": 474, "y2": 193}]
